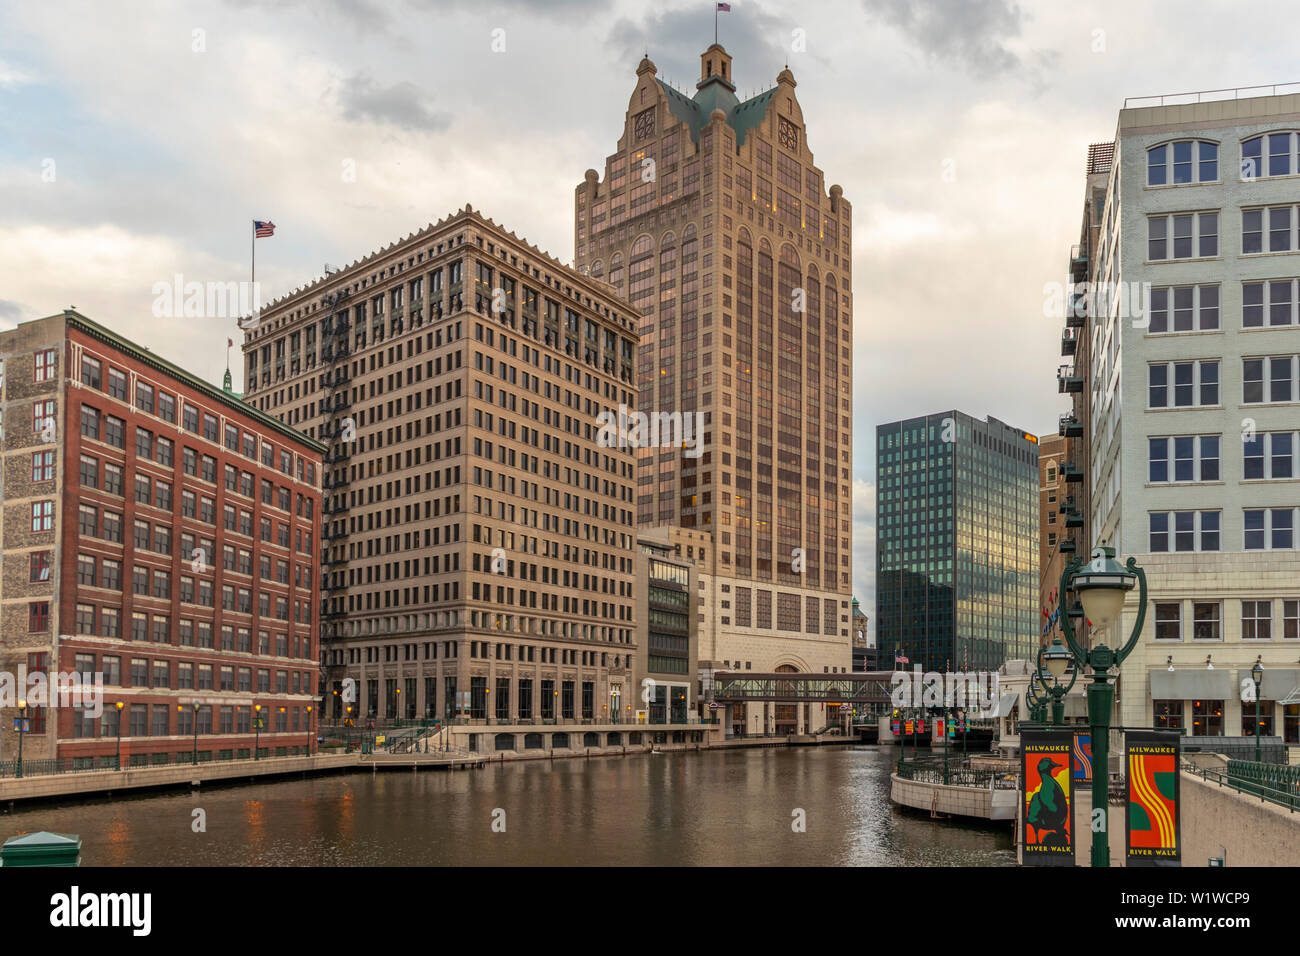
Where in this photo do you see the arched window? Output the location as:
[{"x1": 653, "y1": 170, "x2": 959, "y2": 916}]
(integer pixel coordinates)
[
  {"x1": 1242, "y1": 131, "x2": 1300, "y2": 179},
  {"x1": 609, "y1": 253, "x2": 625, "y2": 294},
  {"x1": 1147, "y1": 139, "x2": 1218, "y2": 185},
  {"x1": 590, "y1": 259, "x2": 604, "y2": 280}
]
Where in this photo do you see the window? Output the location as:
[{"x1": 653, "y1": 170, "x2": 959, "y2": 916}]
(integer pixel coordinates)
[
  {"x1": 81, "y1": 355, "x2": 102, "y2": 388},
  {"x1": 1193, "y1": 602, "x2": 1221, "y2": 641},
  {"x1": 1148, "y1": 360, "x2": 1218, "y2": 407},
  {"x1": 29, "y1": 602, "x2": 50, "y2": 632},
  {"x1": 104, "y1": 415, "x2": 125, "y2": 448},
  {"x1": 136, "y1": 381, "x2": 154, "y2": 413},
  {"x1": 1191, "y1": 699, "x2": 1224, "y2": 736},
  {"x1": 1285, "y1": 600, "x2": 1299, "y2": 640},
  {"x1": 79, "y1": 403, "x2": 99, "y2": 439},
  {"x1": 1244, "y1": 508, "x2": 1297, "y2": 550},
  {"x1": 1147, "y1": 211, "x2": 1217, "y2": 260},
  {"x1": 32, "y1": 450, "x2": 54, "y2": 481},
  {"x1": 1147, "y1": 435, "x2": 1218, "y2": 483},
  {"x1": 159, "y1": 392, "x2": 176, "y2": 423},
  {"x1": 1242, "y1": 355, "x2": 1295, "y2": 404},
  {"x1": 107, "y1": 367, "x2": 128, "y2": 399},
  {"x1": 1153, "y1": 700, "x2": 1184, "y2": 731},
  {"x1": 1243, "y1": 279, "x2": 1298, "y2": 328},
  {"x1": 1149, "y1": 510, "x2": 1219, "y2": 552},
  {"x1": 1242, "y1": 600, "x2": 1272, "y2": 640},
  {"x1": 1242, "y1": 205, "x2": 1298, "y2": 254},
  {"x1": 1243, "y1": 131, "x2": 1299, "y2": 179},
  {"x1": 29, "y1": 551, "x2": 52, "y2": 583},
  {"x1": 31, "y1": 501, "x2": 53, "y2": 532},
  {"x1": 1154, "y1": 602, "x2": 1181, "y2": 640},
  {"x1": 1243, "y1": 431, "x2": 1296, "y2": 480},
  {"x1": 1147, "y1": 140, "x2": 1218, "y2": 185},
  {"x1": 1148, "y1": 285, "x2": 1219, "y2": 333},
  {"x1": 34, "y1": 347, "x2": 57, "y2": 382}
]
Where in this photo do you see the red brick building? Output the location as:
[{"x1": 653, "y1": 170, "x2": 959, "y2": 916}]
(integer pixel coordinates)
[{"x1": 0, "y1": 310, "x2": 324, "y2": 767}]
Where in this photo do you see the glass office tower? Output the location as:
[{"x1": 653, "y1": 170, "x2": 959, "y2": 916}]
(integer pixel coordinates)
[{"x1": 876, "y1": 412, "x2": 1039, "y2": 674}]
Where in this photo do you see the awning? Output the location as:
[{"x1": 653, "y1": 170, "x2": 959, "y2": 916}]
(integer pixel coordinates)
[
  {"x1": 994, "y1": 693, "x2": 1018, "y2": 718},
  {"x1": 1233, "y1": 668, "x2": 1300, "y2": 701},
  {"x1": 1280, "y1": 687, "x2": 1300, "y2": 706},
  {"x1": 1149, "y1": 668, "x2": 1232, "y2": 700}
]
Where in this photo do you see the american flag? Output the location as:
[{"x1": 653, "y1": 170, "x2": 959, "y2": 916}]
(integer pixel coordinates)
[
  {"x1": 716, "y1": 2, "x2": 731, "y2": 10},
  {"x1": 253, "y1": 220, "x2": 276, "y2": 238},
  {"x1": 894, "y1": 650, "x2": 909, "y2": 665}
]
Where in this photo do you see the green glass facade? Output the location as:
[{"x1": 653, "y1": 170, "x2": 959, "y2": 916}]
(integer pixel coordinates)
[{"x1": 876, "y1": 412, "x2": 1038, "y2": 674}]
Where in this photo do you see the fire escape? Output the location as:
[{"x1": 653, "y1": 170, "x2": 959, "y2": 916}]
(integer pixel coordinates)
[{"x1": 317, "y1": 289, "x2": 352, "y2": 715}]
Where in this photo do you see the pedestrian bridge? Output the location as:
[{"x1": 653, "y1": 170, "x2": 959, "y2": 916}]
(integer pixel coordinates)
[{"x1": 711, "y1": 671, "x2": 896, "y2": 706}]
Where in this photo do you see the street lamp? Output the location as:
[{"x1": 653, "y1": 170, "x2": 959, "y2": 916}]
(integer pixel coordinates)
[
  {"x1": 1038, "y1": 636, "x2": 1078, "y2": 726},
  {"x1": 306, "y1": 705, "x2": 313, "y2": 756},
  {"x1": 114, "y1": 700, "x2": 125, "y2": 770},
  {"x1": 1060, "y1": 545, "x2": 1145, "y2": 868},
  {"x1": 16, "y1": 699, "x2": 27, "y2": 779},
  {"x1": 1251, "y1": 657, "x2": 1263, "y2": 763},
  {"x1": 254, "y1": 704, "x2": 262, "y2": 760},
  {"x1": 179, "y1": 702, "x2": 199, "y2": 765}
]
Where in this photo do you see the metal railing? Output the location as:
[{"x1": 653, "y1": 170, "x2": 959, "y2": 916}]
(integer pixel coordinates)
[
  {"x1": 1186, "y1": 759, "x2": 1300, "y2": 813},
  {"x1": 1125, "y1": 82, "x2": 1300, "y2": 109},
  {"x1": 0, "y1": 749, "x2": 314, "y2": 780}
]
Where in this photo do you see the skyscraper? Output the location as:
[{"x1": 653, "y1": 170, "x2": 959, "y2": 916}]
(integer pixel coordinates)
[
  {"x1": 1077, "y1": 91, "x2": 1300, "y2": 751},
  {"x1": 576, "y1": 44, "x2": 854, "y2": 690},
  {"x1": 876, "y1": 412, "x2": 1038, "y2": 674},
  {"x1": 242, "y1": 207, "x2": 641, "y2": 726}
]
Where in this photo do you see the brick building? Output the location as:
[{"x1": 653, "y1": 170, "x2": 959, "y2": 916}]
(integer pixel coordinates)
[{"x1": 0, "y1": 310, "x2": 324, "y2": 766}]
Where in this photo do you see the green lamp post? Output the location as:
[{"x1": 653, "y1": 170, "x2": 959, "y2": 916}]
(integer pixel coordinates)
[
  {"x1": 1250, "y1": 657, "x2": 1263, "y2": 764},
  {"x1": 1024, "y1": 668, "x2": 1049, "y2": 725},
  {"x1": 15, "y1": 699, "x2": 27, "y2": 779},
  {"x1": 114, "y1": 700, "x2": 125, "y2": 770},
  {"x1": 1038, "y1": 637, "x2": 1078, "y2": 725},
  {"x1": 1059, "y1": 544, "x2": 1146, "y2": 868}
]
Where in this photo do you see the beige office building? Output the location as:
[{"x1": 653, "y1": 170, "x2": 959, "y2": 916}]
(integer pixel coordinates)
[
  {"x1": 575, "y1": 45, "x2": 854, "y2": 716},
  {"x1": 242, "y1": 206, "x2": 643, "y2": 726}
]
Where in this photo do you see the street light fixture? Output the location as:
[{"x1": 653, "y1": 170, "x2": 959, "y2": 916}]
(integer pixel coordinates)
[
  {"x1": 254, "y1": 704, "x2": 262, "y2": 760},
  {"x1": 114, "y1": 700, "x2": 125, "y2": 770},
  {"x1": 1037, "y1": 636, "x2": 1078, "y2": 726},
  {"x1": 306, "y1": 705, "x2": 313, "y2": 756},
  {"x1": 1251, "y1": 657, "x2": 1264, "y2": 763},
  {"x1": 1060, "y1": 545, "x2": 1146, "y2": 868},
  {"x1": 16, "y1": 699, "x2": 27, "y2": 779}
]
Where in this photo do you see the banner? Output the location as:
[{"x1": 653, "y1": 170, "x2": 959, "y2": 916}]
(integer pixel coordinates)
[
  {"x1": 1072, "y1": 732, "x2": 1092, "y2": 782},
  {"x1": 1125, "y1": 730, "x2": 1181, "y2": 867},
  {"x1": 1021, "y1": 730, "x2": 1074, "y2": 866}
]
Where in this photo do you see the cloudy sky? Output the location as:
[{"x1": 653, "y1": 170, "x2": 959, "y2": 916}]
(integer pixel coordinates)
[{"x1": 3, "y1": 0, "x2": 1298, "y2": 641}]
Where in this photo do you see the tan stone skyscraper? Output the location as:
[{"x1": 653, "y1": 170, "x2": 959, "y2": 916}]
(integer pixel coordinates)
[{"x1": 577, "y1": 45, "x2": 853, "y2": 695}]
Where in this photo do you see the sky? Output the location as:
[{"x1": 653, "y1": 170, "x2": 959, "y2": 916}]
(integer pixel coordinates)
[{"x1": 4, "y1": 0, "x2": 1299, "y2": 644}]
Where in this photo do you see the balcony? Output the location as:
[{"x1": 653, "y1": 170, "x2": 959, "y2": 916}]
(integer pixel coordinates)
[
  {"x1": 1061, "y1": 329, "x2": 1078, "y2": 356},
  {"x1": 1059, "y1": 414, "x2": 1083, "y2": 438},
  {"x1": 1062, "y1": 502, "x2": 1084, "y2": 529},
  {"x1": 1069, "y1": 244, "x2": 1088, "y2": 284},
  {"x1": 1060, "y1": 538, "x2": 1077, "y2": 554},
  {"x1": 1066, "y1": 292, "x2": 1087, "y2": 328},
  {"x1": 1062, "y1": 462, "x2": 1083, "y2": 483},
  {"x1": 1057, "y1": 365, "x2": 1083, "y2": 394}
]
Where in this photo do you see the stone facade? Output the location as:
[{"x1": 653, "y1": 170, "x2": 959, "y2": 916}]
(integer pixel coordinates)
[{"x1": 575, "y1": 45, "x2": 854, "y2": 700}]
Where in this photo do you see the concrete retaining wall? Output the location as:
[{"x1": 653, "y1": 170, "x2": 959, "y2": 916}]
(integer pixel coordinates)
[{"x1": 1181, "y1": 770, "x2": 1300, "y2": 866}]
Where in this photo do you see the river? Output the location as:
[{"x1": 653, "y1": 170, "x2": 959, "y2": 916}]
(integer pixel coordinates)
[{"x1": 1, "y1": 745, "x2": 1015, "y2": 866}]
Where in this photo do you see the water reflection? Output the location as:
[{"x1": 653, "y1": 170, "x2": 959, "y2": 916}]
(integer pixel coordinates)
[{"x1": 0, "y1": 747, "x2": 1013, "y2": 867}]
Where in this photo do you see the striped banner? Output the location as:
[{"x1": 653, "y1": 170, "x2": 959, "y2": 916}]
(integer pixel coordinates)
[{"x1": 1125, "y1": 730, "x2": 1182, "y2": 867}]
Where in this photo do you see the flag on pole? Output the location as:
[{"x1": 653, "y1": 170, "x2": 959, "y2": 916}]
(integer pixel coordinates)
[
  {"x1": 716, "y1": 2, "x2": 731, "y2": 10},
  {"x1": 894, "y1": 650, "x2": 909, "y2": 666},
  {"x1": 254, "y1": 220, "x2": 276, "y2": 238},
  {"x1": 227, "y1": 338, "x2": 234, "y2": 348}
]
